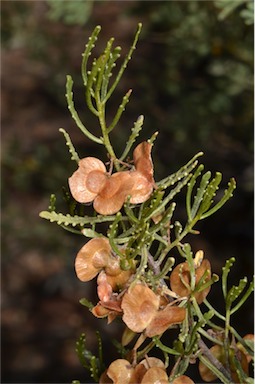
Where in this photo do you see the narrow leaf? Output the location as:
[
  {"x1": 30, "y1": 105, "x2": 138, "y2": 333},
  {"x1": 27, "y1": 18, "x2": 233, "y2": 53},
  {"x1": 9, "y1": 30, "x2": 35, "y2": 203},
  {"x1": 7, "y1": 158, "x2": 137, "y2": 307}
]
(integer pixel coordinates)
[{"x1": 59, "y1": 128, "x2": 80, "y2": 163}]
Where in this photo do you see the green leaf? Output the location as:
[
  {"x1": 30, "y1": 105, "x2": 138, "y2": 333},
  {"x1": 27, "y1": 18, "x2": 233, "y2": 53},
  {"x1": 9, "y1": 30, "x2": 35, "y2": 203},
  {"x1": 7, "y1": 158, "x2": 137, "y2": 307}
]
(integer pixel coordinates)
[
  {"x1": 48, "y1": 194, "x2": 56, "y2": 212},
  {"x1": 59, "y1": 128, "x2": 80, "y2": 163},
  {"x1": 101, "y1": 46, "x2": 122, "y2": 101},
  {"x1": 104, "y1": 23, "x2": 142, "y2": 102},
  {"x1": 66, "y1": 75, "x2": 102, "y2": 143},
  {"x1": 157, "y1": 152, "x2": 204, "y2": 189},
  {"x1": 201, "y1": 177, "x2": 236, "y2": 219},
  {"x1": 197, "y1": 172, "x2": 222, "y2": 217},
  {"x1": 39, "y1": 210, "x2": 123, "y2": 226},
  {"x1": 186, "y1": 164, "x2": 204, "y2": 221},
  {"x1": 226, "y1": 277, "x2": 247, "y2": 309},
  {"x1": 79, "y1": 298, "x2": 94, "y2": 310},
  {"x1": 222, "y1": 257, "x2": 235, "y2": 299},
  {"x1": 190, "y1": 171, "x2": 211, "y2": 219},
  {"x1": 119, "y1": 115, "x2": 144, "y2": 161},
  {"x1": 230, "y1": 277, "x2": 254, "y2": 314},
  {"x1": 81, "y1": 25, "x2": 101, "y2": 86},
  {"x1": 107, "y1": 89, "x2": 132, "y2": 133},
  {"x1": 75, "y1": 333, "x2": 91, "y2": 370}
]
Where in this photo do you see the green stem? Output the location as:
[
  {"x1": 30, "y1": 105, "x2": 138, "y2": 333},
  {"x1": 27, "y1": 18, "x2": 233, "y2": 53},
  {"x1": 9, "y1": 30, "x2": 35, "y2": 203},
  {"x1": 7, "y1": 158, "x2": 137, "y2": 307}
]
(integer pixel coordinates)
[{"x1": 157, "y1": 218, "x2": 199, "y2": 266}]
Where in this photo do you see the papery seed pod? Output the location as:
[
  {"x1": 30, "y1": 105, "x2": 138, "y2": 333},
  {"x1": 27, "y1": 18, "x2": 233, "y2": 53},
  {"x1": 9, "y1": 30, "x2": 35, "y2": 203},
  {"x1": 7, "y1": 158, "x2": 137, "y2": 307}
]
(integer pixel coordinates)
[
  {"x1": 126, "y1": 141, "x2": 155, "y2": 204},
  {"x1": 91, "y1": 303, "x2": 120, "y2": 324},
  {"x1": 99, "y1": 369, "x2": 113, "y2": 383},
  {"x1": 140, "y1": 367, "x2": 169, "y2": 384},
  {"x1": 97, "y1": 271, "x2": 113, "y2": 302},
  {"x1": 129, "y1": 363, "x2": 147, "y2": 384},
  {"x1": 133, "y1": 141, "x2": 154, "y2": 183},
  {"x1": 139, "y1": 357, "x2": 165, "y2": 370},
  {"x1": 129, "y1": 171, "x2": 154, "y2": 204},
  {"x1": 145, "y1": 305, "x2": 186, "y2": 337},
  {"x1": 69, "y1": 157, "x2": 107, "y2": 203},
  {"x1": 105, "y1": 257, "x2": 123, "y2": 276},
  {"x1": 93, "y1": 171, "x2": 133, "y2": 215},
  {"x1": 130, "y1": 356, "x2": 166, "y2": 383},
  {"x1": 170, "y1": 259, "x2": 211, "y2": 304},
  {"x1": 105, "y1": 268, "x2": 134, "y2": 291},
  {"x1": 107, "y1": 359, "x2": 134, "y2": 384},
  {"x1": 121, "y1": 284, "x2": 160, "y2": 333},
  {"x1": 172, "y1": 375, "x2": 195, "y2": 384},
  {"x1": 75, "y1": 237, "x2": 111, "y2": 281}
]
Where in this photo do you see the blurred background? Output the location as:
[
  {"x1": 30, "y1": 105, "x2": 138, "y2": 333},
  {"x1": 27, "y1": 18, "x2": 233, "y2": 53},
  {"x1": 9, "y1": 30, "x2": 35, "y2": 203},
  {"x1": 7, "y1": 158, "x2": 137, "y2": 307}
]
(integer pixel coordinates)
[{"x1": 1, "y1": 1, "x2": 253, "y2": 383}]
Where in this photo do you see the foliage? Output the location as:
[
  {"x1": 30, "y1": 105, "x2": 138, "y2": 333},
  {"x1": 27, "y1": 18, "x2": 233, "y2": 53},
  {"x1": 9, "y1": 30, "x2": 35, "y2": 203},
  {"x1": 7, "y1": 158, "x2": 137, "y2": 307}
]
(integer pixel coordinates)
[
  {"x1": 46, "y1": 0, "x2": 93, "y2": 25},
  {"x1": 214, "y1": 0, "x2": 254, "y2": 24},
  {"x1": 40, "y1": 24, "x2": 254, "y2": 383}
]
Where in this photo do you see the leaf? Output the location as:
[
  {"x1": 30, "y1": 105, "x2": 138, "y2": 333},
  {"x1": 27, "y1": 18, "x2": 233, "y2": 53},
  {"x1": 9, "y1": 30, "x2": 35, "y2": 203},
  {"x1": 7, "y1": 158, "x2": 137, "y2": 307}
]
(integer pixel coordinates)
[
  {"x1": 66, "y1": 75, "x2": 102, "y2": 143},
  {"x1": 39, "y1": 210, "x2": 121, "y2": 226},
  {"x1": 81, "y1": 25, "x2": 101, "y2": 86},
  {"x1": 104, "y1": 23, "x2": 142, "y2": 102},
  {"x1": 200, "y1": 178, "x2": 236, "y2": 219},
  {"x1": 222, "y1": 257, "x2": 235, "y2": 299},
  {"x1": 79, "y1": 298, "x2": 94, "y2": 309},
  {"x1": 226, "y1": 277, "x2": 248, "y2": 309},
  {"x1": 190, "y1": 171, "x2": 211, "y2": 219},
  {"x1": 59, "y1": 128, "x2": 80, "y2": 163}
]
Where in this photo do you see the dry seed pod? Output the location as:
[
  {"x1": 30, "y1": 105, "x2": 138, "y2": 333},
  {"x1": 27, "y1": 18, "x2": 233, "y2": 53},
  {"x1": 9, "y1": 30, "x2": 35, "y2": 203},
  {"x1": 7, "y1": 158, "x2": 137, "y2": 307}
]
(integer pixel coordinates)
[
  {"x1": 145, "y1": 305, "x2": 186, "y2": 337},
  {"x1": 170, "y1": 259, "x2": 211, "y2": 304},
  {"x1": 94, "y1": 171, "x2": 133, "y2": 215},
  {"x1": 75, "y1": 237, "x2": 111, "y2": 282},
  {"x1": 121, "y1": 284, "x2": 160, "y2": 333},
  {"x1": 129, "y1": 141, "x2": 155, "y2": 204},
  {"x1": 105, "y1": 269, "x2": 134, "y2": 291},
  {"x1": 129, "y1": 171, "x2": 154, "y2": 204},
  {"x1": 140, "y1": 367, "x2": 169, "y2": 384},
  {"x1": 69, "y1": 157, "x2": 107, "y2": 203},
  {"x1": 172, "y1": 375, "x2": 195, "y2": 384},
  {"x1": 139, "y1": 357, "x2": 165, "y2": 370},
  {"x1": 133, "y1": 141, "x2": 154, "y2": 183},
  {"x1": 99, "y1": 369, "x2": 113, "y2": 383},
  {"x1": 107, "y1": 359, "x2": 134, "y2": 384}
]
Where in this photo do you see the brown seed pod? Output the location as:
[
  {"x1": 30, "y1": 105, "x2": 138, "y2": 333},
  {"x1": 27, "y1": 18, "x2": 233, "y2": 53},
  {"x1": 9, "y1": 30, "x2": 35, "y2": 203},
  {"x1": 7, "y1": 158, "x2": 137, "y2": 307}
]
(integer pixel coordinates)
[
  {"x1": 93, "y1": 171, "x2": 133, "y2": 215},
  {"x1": 145, "y1": 305, "x2": 186, "y2": 337},
  {"x1": 129, "y1": 171, "x2": 154, "y2": 204},
  {"x1": 172, "y1": 375, "x2": 195, "y2": 384},
  {"x1": 129, "y1": 141, "x2": 155, "y2": 204},
  {"x1": 133, "y1": 141, "x2": 154, "y2": 183},
  {"x1": 140, "y1": 367, "x2": 169, "y2": 384},
  {"x1": 107, "y1": 359, "x2": 134, "y2": 384},
  {"x1": 170, "y1": 259, "x2": 211, "y2": 304},
  {"x1": 68, "y1": 157, "x2": 107, "y2": 203},
  {"x1": 121, "y1": 284, "x2": 160, "y2": 333},
  {"x1": 75, "y1": 237, "x2": 111, "y2": 282}
]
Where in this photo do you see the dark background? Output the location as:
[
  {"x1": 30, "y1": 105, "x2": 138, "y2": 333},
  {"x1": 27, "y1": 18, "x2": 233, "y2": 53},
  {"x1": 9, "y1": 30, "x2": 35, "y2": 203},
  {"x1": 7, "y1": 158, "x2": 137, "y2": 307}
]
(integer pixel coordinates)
[{"x1": 1, "y1": 1, "x2": 253, "y2": 383}]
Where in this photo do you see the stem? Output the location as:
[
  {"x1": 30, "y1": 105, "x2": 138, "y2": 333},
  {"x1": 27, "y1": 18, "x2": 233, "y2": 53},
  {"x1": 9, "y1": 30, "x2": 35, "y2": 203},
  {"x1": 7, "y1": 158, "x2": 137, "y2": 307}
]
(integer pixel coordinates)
[
  {"x1": 198, "y1": 339, "x2": 233, "y2": 383},
  {"x1": 157, "y1": 218, "x2": 199, "y2": 266},
  {"x1": 198, "y1": 328, "x2": 224, "y2": 347},
  {"x1": 96, "y1": 95, "x2": 118, "y2": 168}
]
